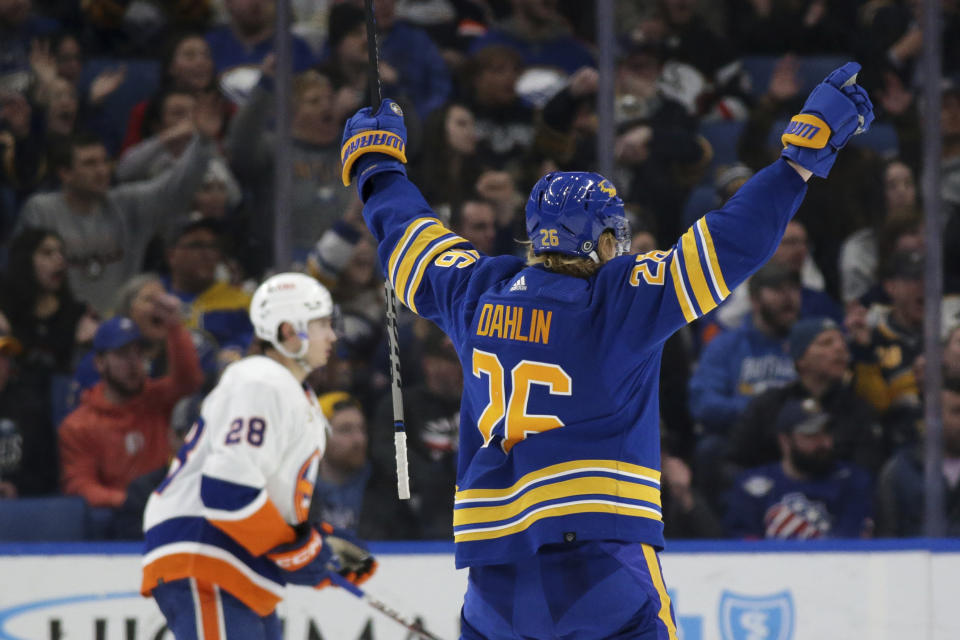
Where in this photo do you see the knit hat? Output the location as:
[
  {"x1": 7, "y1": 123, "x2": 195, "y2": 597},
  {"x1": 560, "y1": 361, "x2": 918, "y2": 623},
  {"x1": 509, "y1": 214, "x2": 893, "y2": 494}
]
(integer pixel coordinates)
[
  {"x1": 748, "y1": 262, "x2": 801, "y2": 297},
  {"x1": 0, "y1": 333, "x2": 21, "y2": 356},
  {"x1": 165, "y1": 214, "x2": 224, "y2": 248},
  {"x1": 788, "y1": 317, "x2": 839, "y2": 362},
  {"x1": 318, "y1": 391, "x2": 361, "y2": 420},
  {"x1": 714, "y1": 163, "x2": 754, "y2": 194},
  {"x1": 776, "y1": 397, "x2": 830, "y2": 435},
  {"x1": 883, "y1": 250, "x2": 924, "y2": 281}
]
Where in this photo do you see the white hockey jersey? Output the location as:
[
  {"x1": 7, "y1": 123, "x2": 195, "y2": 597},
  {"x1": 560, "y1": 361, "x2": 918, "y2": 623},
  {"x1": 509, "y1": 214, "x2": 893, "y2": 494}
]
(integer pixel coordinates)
[{"x1": 141, "y1": 356, "x2": 327, "y2": 615}]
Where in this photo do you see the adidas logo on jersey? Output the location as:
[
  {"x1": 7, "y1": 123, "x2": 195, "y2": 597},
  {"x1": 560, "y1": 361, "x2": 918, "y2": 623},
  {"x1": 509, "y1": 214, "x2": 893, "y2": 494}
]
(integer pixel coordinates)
[{"x1": 510, "y1": 276, "x2": 527, "y2": 292}]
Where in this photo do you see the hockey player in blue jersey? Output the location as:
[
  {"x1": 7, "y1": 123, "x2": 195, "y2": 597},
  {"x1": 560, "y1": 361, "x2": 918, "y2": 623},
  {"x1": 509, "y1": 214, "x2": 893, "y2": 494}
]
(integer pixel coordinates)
[{"x1": 341, "y1": 63, "x2": 873, "y2": 639}]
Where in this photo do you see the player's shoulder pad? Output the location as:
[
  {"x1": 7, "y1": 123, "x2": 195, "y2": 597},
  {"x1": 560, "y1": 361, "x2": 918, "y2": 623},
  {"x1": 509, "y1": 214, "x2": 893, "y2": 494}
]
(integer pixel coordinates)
[
  {"x1": 455, "y1": 253, "x2": 526, "y2": 294},
  {"x1": 481, "y1": 254, "x2": 527, "y2": 278},
  {"x1": 597, "y1": 250, "x2": 673, "y2": 289},
  {"x1": 221, "y1": 356, "x2": 302, "y2": 395}
]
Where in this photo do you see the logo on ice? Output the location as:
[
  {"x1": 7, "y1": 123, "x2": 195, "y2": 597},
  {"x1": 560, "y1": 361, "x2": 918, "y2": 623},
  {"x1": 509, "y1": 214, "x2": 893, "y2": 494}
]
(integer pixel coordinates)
[{"x1": 719, "y1": 590, "x2": 794, "y2": 640}]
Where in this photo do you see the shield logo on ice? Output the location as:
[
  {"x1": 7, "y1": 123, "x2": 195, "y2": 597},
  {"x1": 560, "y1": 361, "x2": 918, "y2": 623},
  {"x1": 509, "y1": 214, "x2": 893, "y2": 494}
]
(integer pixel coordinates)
[{"x1": 718, "y1": 590, "x2": 794, "y2": 640}]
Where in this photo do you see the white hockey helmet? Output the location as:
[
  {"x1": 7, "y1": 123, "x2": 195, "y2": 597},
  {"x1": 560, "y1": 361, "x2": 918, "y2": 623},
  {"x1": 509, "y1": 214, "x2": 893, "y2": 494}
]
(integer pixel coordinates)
[{"x1": 250, "y1": 273, "x2": 334, "y2": 359}]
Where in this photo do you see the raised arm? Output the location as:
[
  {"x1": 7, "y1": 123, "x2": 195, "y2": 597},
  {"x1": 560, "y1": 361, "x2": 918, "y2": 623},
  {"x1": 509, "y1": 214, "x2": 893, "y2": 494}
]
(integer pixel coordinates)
[
  {"x1": 148, "y1": 293, "x2": 205, "y2": 411},
  {"x1": 111, "y1": 131, "x2": 215, "y2": 234},
  {"x1": 609, "y1": 63, "x2": 872, "y2": 350},
  {"x1": 114, "y1": 135, "x2": 171, "y2": 183},
  {"x1": 114, "y1": 122, "x2": 196, "y2": 183},
  {"x1": 339, "y1": 100, "x2": 518, "y2": 335}
]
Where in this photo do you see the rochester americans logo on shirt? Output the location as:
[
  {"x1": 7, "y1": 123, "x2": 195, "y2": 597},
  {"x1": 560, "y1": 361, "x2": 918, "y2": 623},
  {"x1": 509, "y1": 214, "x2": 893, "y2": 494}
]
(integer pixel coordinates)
[{"x1": 762, "y1": 492, "x2": 831, "y2": 539}]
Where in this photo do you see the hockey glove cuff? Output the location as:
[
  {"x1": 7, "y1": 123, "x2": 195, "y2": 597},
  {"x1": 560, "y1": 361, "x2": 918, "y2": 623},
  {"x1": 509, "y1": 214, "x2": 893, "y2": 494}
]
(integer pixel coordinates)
[
  {"x1": 340, "y1": 99, "x2": 408, "y2": 189},
  {"x1": 266, "y1": 523, "x2": 333, "y2": 587},
  {"x1": 320, "y1": 522, "x2": 378, "y2": 587}
]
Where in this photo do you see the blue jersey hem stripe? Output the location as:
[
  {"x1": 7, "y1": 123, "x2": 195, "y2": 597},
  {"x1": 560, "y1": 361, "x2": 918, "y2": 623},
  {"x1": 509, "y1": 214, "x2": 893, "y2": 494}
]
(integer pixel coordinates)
[
  {"x1": 453, "y1": 470, "x2": 661, "y2": 509},
  {"x1": 453, "y1": 496, "x2": 663, "y2": 534},
  {"x1": 5, "y1": 539, "x2": 960, "y2": 556}
]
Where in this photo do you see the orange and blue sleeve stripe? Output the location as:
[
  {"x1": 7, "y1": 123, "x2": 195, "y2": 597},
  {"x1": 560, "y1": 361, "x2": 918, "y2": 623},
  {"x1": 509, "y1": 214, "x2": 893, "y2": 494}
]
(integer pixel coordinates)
[
  {"x1": 386, "y1": 217, "x2": 469, "y2": 314},
  {"x1": 201, "y1": 476, "x2": 295, "y2": 556},
  {"x1": 667, "y1": 217, "x2": 731, "y2": 323}
]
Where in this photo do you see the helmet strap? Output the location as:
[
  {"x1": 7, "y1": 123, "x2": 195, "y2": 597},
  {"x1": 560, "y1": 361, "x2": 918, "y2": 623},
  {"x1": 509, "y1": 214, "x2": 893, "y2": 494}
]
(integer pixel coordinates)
[{"x1": 273, "y1": 330, "x2": 311, "y2": 374}]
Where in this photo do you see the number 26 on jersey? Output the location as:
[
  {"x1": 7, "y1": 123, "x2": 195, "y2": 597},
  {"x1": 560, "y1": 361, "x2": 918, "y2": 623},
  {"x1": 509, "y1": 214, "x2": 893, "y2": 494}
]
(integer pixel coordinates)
[{"x1": 472, "y1": 348, "x2": 571, "y2": 453}]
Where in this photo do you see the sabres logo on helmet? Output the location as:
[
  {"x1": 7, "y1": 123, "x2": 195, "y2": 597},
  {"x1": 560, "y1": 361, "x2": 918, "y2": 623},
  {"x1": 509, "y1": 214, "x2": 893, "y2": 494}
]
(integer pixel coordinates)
[{"x1": 525, "y1": 171, "x2": 630, "y2": 260}]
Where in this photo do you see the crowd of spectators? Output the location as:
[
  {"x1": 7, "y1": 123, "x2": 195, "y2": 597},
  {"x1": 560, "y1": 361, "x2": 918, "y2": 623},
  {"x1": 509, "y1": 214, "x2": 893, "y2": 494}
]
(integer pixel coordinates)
[{"x1": 2, "y1": 0, "x2": 960, "y2": 541}]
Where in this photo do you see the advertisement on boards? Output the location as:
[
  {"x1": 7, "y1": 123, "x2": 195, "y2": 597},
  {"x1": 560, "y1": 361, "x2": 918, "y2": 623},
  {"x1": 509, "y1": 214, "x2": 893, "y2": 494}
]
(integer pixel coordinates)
[{"x1": 1, "y1": 544, "x2": 959, "y2": 640}]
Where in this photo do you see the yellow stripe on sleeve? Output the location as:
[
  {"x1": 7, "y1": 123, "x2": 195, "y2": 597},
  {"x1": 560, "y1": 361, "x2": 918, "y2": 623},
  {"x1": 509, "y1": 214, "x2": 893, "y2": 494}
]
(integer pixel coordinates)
[
  {"x1": 681, "y1": 228, "x2": 719, "y2": 316},
  {"x1": 394, "y1": 226, "x2": 457, "y2": 307},
  {"x1": 406, "y1": 236, "x2": 468, "y2": 313},
  {"x1": 643, "y1": 544, "x2": 679, "y2": 640},
  {"x1": 696, "y1": 218, "x2": 730, "y2": 299},
  {"x1": 453, "y1": 476, "x2": 661, "y2": 527},
  {"x1": 387, "y1": 218, "x2": 440, "y2": 285},
  {"x1": 669, "y1": 252, "x2": 697, "y2": 322}
]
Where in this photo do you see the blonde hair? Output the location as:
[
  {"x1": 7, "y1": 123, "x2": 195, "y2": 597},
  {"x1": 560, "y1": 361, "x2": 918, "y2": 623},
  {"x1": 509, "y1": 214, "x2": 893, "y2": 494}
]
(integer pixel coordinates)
[{"x1": 524, "y1": 231, "x2": 618, "y2": 278}]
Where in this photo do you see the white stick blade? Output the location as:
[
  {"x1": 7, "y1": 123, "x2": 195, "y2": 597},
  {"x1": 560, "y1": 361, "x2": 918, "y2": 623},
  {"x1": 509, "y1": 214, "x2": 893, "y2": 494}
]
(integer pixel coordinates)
[{"x1": 395, "y1": 431, "x2": 411, "y2": 500}]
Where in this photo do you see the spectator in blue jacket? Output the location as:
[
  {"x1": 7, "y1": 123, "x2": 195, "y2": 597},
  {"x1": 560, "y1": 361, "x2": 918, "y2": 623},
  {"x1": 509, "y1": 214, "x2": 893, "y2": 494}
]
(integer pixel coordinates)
[
  {"x1": 876, "y1": 375, "x2": 960, "y2": 537},
  {"x1": 309, "y1": 392, "x2": 370, "y2": 533},
  {"x1": 724, "y1": 397, "x2": 874, "y2": 539},
  {"x1": 206, "y1": 0, "x2": 314, "y2": 103},
  {"x1": 728, "y1": 318, "x2": 884, "y2": 474},
  {"x1": 689, "y1": 262, "x2": 800, "y2": 435},
  {"x1": 0, "y1": 0, "x2": 58, "y2": 94},
  {"x1": 468, "y1": 0, "x2": 594, "y2": 75},
  {"x1": 376, "y1": 0, "x2": 452, "y2": 119},
  {"x1": 711, "y1": 220, "x2": 843, "y2": 334}
]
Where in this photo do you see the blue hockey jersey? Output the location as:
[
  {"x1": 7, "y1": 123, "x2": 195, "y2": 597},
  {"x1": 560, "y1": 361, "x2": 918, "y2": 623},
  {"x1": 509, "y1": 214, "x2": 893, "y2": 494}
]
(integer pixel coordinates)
[{"x1": 362, "y1": 158, "x2": 808, "y2": 568}]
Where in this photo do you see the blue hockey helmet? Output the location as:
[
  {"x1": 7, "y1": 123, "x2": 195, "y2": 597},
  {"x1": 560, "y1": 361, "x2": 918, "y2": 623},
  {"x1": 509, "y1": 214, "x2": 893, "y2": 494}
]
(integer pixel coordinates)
[{"x1": 525, "y1": 171, "x2": 630, "y2": 261}]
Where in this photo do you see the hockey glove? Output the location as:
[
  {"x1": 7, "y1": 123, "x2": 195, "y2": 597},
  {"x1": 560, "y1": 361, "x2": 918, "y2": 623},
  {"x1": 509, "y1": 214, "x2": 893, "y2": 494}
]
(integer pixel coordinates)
[
  {"x1": 320, "y1": 522, "x2": 378, "y2": 587},
  {"x1": 780, "y1": 61, "x2": 875, "y2": 178},
  {"x1": 340, "y1": 99, "x2": 407, "y2": 196},
  {"x1": 266, "y1": 523, "x2": 333, "y2": 587}
]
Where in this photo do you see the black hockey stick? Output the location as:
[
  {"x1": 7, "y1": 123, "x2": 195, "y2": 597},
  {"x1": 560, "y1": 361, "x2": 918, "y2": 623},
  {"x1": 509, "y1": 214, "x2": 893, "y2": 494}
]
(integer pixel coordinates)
[
  {"x1": 363, "y1": 0, "x2": 410, "y2": 500},
  {"x1": 328, "y1": 572, "x2": 447, "y2": 640}
]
